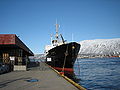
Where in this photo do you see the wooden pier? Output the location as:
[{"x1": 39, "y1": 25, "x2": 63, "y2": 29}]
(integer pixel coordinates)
[{"x1": 0, "y1": 62, "x2": 86, "y2": 90}]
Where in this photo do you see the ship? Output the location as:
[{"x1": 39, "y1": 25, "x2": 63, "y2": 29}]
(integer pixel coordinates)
[{"x1": 45, "y1": 22, "x2": 80, "y2": 78}]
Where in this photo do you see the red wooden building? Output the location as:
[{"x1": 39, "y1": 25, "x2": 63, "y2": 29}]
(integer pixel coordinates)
[{"x1": 0, "y1": 34, "x2": 34, "y2": 70}]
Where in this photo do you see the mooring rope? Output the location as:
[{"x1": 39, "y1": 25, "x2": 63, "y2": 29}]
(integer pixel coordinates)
[
  {"x1": 76, "y1": 58, "x2": 80, "y2": 76},
  {"x1": 61, "y1": 45, "x2": 69, "y2": 75}
]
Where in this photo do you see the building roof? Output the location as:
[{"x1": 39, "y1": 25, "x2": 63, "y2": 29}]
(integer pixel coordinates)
[{"x1": 0, "y1": 34, "x2": 34, "y2": 56}]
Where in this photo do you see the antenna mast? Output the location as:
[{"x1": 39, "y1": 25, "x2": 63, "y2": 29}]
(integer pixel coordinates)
[{"x1": 55, "y1": 19, "x2": 59, "y2": 39}]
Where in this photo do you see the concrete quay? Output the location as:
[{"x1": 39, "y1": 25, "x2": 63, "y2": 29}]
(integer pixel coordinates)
[{"x1": 0, "y1": 62, "x2": 82, "y2": 90}]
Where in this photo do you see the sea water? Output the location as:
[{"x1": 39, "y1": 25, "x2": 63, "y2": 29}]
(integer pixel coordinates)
[{"x1": 74, "y1": 57, "x2": 120, "y2": 90}]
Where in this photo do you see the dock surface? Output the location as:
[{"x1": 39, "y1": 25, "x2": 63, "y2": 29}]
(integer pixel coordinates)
[{"x1": 0, "y1": 62, "x2": 79, "y2": 90}]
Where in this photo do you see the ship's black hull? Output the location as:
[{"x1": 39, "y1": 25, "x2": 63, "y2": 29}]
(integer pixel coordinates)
[{"x1": 46, "y1": 42, "x2": 80, "y2": 69}]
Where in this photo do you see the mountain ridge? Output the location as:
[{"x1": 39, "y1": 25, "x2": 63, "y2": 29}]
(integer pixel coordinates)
[{"x1": 79, "y1": 38, "x2": 120, "y2": 57}]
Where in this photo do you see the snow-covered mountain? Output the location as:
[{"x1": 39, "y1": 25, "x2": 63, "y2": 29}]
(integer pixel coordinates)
[{"x1": 79, "y1": 38, "x2": 120, "y2": 56}]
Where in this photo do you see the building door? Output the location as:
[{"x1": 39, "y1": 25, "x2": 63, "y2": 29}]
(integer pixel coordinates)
[{"x1": 3, "y1": 53, "x2": 10, "y2": 64}]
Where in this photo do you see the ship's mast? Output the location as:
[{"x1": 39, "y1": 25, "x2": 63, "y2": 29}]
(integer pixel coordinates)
[{"x1": 55, "y1": 20, "x2": 59, "y2": 40}]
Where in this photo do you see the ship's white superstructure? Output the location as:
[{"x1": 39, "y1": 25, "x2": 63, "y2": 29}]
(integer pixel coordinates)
[{"x1": 45, "y1": 21, "x2": 66, "y2": 55}]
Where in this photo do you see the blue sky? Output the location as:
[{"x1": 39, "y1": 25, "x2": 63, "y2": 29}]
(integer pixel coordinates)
[{"x1": 0, "y1": 0, "x2": 120, "y2": 54}]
